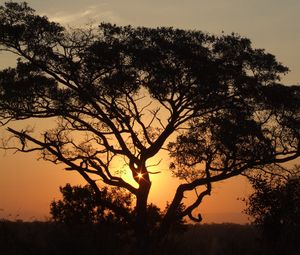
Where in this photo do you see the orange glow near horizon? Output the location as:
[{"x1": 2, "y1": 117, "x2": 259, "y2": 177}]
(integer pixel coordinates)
[{"x1": 0, "y1": 116, "x2": 298, "y2": 224}]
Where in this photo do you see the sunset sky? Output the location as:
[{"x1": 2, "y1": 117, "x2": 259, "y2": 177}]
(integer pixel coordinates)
[{"x1": 0, "y1": 0, "x2": 299, "y2": 223}]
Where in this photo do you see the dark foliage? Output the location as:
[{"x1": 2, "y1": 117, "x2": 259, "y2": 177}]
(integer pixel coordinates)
[
  {"x1": 245, "y1": 170, "x2": 300, "y2": 254},
  {"x1": 50, "y1": 184, "x2": 133, "y2": 225}
]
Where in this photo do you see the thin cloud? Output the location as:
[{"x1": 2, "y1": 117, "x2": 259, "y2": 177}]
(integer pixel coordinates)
[{"x1": 46, "y1": 5, "x2": 124, "y2": 26}]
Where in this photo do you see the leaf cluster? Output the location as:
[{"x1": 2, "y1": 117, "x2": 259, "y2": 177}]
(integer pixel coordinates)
[{"x1": 50, "y1": 184, "x2": 133, "y2": 225}]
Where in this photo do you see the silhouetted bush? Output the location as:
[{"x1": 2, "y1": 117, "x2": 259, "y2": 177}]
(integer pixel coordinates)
[
  {"x1": 245, "y1": 171, "x2": 300, "y2": 254},
  {"x1": 50, "y1": 184, "x2": 133, "y2": 226}
]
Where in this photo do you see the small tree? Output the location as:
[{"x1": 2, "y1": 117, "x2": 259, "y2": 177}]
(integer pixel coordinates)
[
  {"x1": 245, "y1": 167, "x2": 300, "y2": 253},
  {"x1": 0, "y1": 2, "x2": 299, "y2": 246},
  {"x1": 50, "y1": 184, "x2": 133, "y2": 225}
]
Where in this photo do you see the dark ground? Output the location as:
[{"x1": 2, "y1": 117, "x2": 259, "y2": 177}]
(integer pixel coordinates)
[{"x1": 0, "y1": 220, "x2": 299, "y2": 255}]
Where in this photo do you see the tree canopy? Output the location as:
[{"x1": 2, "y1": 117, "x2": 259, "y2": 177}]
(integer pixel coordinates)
[{"x1": 0, "y1": 1, "x2": 299, "y2": 243}]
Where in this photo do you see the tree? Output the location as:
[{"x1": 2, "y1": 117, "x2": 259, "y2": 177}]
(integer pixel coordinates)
[
  {"x1": 0, "y1": 1, "x2": 299, "y2": 247},
  {"x1": 50, "y1": 184, "x2": 133, "y2": 226},
  {"x1": 244, "y1": 166, "x2": 300, "y2": 254}
]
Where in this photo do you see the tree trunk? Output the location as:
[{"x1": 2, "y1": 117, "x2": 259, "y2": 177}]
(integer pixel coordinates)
[
  {"x1": 135, "y1": 177, "x2": 151, "y2": 254},
  {"x1": 158, "y1": 185, "x2": 184, "y2": 238}
]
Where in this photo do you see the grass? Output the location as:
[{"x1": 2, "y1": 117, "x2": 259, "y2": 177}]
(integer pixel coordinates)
[
  {"x1": 155, "y1": 223, "x2": 260, "y2": 255},
  {"x1": 0, "y1": 220, "x2": 128, "y2": 255},
  {"x1": 0, "y1": 220, "x2": 299, "y2": 255}
]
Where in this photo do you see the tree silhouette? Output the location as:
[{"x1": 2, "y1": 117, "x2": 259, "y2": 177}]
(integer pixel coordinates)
[
  {"x1": 50, "y1": 184, "x2": 133, "y2": 225},
  {"x1": 0, "y1": 2, "x2": 299, "y2": 246},
  {"x1": 245, "y1": 166, "x2": 300, "y2": 254}
]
